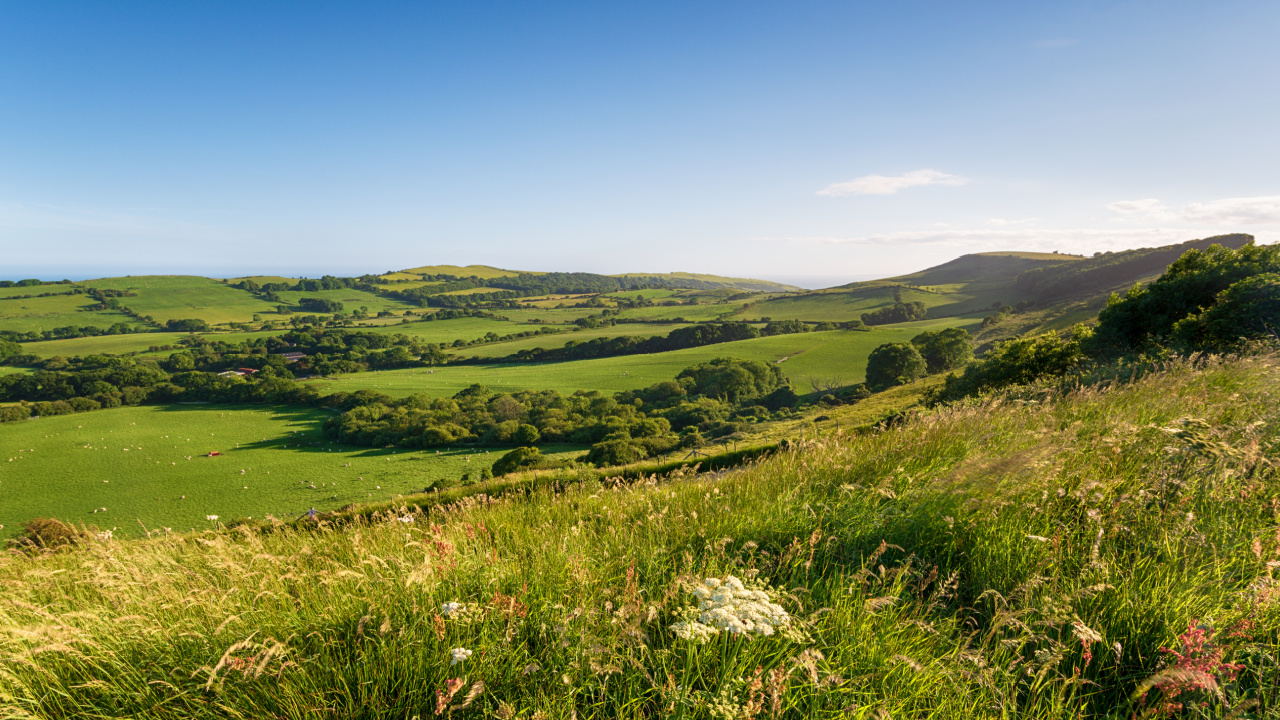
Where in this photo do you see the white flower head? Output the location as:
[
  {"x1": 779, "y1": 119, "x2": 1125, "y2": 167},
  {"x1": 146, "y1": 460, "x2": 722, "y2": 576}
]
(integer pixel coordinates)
[
  {"x1": 441, "y1": 601, "x2": 465, "y2": 618},
  {"x1": 205, "y1": 515, "x2": 219, "y2": 521},
  {"x1": 398, "y1": 515, "x2": 414, "y2": 523},
  {"x1": 670, "y1": 575, "x2": 792, "y2": 643},
  {"x1": 450, "y1": 647, "x2": 473, "y2": 665}
]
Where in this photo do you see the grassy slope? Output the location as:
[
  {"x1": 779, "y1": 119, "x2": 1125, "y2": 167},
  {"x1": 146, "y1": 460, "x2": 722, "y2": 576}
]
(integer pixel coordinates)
[
  {"x1": 1, "y1": 354, "x2": 1275, "y2": 718},
  {"x1": 309, "y1": 318, "x2": 976, "y2": 398},
  {"x1": 460, "y1": 323, "x2": 692, "y2": 359},
  {"x1": 610, "y1": 272, "x2": 801, "y2": 292},
  {"x1": 80, "y1": 276, "x2": 279, "y2": 325},
  {"x1": 0, "y1": 293, "x2": 146, "y2": 334},
  {"x1": 19, "y1": 332, "x2": 190, "y2": 359},
  {"x1": 269, "y1": 288, "x2": 416, "y2": 314},
  {"x1": 0, "y1": 403, "x2": 583, "y2": 540}
]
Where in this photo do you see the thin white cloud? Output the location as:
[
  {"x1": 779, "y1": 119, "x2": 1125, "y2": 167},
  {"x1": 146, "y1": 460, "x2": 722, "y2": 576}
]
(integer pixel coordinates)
[
  {"x1": 1182, "y1": 195, "x2": 1280, "y2": 225},
  {"x1": 817, "y1": 169, "x2": 969, "y2": 197},
  {"x1": 1106, "y1": 198, "x2": 1177, "y2": 222},
  {"x1": 987, "y1": 217, "x2": 1036, "y2": 226},
  {"x1": 757, "y1": 227, "x2": 1267, "y2": 254}
]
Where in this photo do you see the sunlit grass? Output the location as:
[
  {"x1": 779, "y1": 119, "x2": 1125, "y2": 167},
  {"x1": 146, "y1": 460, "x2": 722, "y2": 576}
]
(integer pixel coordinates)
[{"x1": 2, "y1": 353, "x2": 1277, "y2": 718}]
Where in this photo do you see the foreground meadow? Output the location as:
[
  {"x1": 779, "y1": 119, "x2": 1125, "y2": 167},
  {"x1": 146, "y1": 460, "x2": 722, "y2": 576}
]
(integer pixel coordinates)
[{"x1": 2, "y1": 353, "x2": 1277, "y2": 718}]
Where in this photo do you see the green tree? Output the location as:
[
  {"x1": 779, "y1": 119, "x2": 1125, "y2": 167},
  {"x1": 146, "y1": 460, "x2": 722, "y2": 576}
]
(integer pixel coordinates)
[
  {"x1": 1171, "y1": 273, "x2": 1280, "y2": 351},
  {"x1": 491, "y1": 446, "x2": 545, "y2": 476},
  {"x1": 1089, "y1": 241, "x2": 1280, "y2": 353},
  {"x1": 911, "y1": 328, "x2": 974, "y2": 374},
  {"x1": 865, "y1": 342, "x2": 928, "y2": 390},
  {"x1": 513, "y1": 423, "x2": 541, "y2": 445}
]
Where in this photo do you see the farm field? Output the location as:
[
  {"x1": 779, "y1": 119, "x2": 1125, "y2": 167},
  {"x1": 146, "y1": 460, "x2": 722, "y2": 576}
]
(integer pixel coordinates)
[
  {"x1": 493, "y1": 307, "x2": 601, "y2": 323},
  {"x1": 0, "y1": 293, "x2": 145, "y2": 335},
  {"x1": 361, "y1": 316, "x2": 528, "y2": 345},
  {"x1": 0, "y1": 404, "x2": 585, "y2": 540},
  {"x1": 19, "y1": 332, "x2": 188, "y2": 358},
  {"x1": 309, "y1": 317, "x2": 976, "y2": 398},
  {"x1": 79, "y1": 276, "x2": 278, "y2": 325},
  {"x1": 270, "y1": 287, "x2": 416, "y2": 314},
  {"x1": 0, "y1": 366, "x2": 31, "y2": 377},
  {"x1": 460, "y1": 322, "x2": 691, "y2": 358},
  {"x1": 0, "y1": 286, "x2": 77, "y2": 299},
  {"x1": 614, "y1": 301, "x2": 745, "y2": 322}
]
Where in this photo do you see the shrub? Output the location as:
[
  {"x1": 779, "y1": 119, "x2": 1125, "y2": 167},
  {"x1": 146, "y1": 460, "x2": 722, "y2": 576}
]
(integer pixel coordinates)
[
  {"x1": 9, "y1": 517, "x2": 84, "y2": 550},
  {"x1": 1171, "y1": 273, "x2": 1280, "y2": 351},
  {"x1": 865, "y1": 342, "x2": 928, "y2": 390},
  {"x1": 911, "y1": 328, "x2": 974, "y2": 373},
  {"x1": 491, "y1": 446, "x2": 545, "y2": 476},
  {"x1": 933, "y1": 327, "x2": 1090, "y2": 403}
]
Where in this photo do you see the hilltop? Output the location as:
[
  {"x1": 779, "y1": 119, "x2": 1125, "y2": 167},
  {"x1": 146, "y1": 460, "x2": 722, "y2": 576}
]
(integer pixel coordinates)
[{"x1": 740, "y1": 234, "x2": 1255, "y2": 331}]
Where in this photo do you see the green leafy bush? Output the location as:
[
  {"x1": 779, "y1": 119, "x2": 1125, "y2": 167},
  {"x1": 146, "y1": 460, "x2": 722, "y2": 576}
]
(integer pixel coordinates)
[{"x1": 865, "y1": 342, "x2": 928, "y2": 390}]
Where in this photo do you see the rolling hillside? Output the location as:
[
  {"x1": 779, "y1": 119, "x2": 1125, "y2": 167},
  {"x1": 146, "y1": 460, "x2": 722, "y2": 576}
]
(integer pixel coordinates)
[{"x1": 741, "y1": 234, "x2": 1255, "y2": 327}]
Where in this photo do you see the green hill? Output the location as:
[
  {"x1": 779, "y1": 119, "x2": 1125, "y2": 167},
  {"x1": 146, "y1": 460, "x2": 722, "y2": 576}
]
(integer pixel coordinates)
[
  {"x1": 742, "y1": 234, "x2": 1255, "y2": 326},
  {"x1": 610, "y1": 272, "x2": 801, "y2": 292}
]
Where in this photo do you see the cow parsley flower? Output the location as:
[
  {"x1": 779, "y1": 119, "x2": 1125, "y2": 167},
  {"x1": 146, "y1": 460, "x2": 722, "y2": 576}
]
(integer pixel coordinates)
[
  {"x1": 670, "y1": 575, "x2": 792, "y2": 643},
  {"x1": 450, "y1": 647, "x2": 473, "y2": 665},
  {"x1": 398, "y1": 515, "x2": 415, "y2": 523},
  {"x1": 441, "y1": 601, "x2": 465, "y2": 617},
  {"x1": 205, "y1": 515, "x2": 219, "y2": 521}
]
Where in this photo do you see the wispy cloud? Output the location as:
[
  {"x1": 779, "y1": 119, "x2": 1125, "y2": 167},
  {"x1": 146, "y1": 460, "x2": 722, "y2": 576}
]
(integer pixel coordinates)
[
  {"x1": 1106, "y1": 198, "x2": 1178, "y2": 222},
  {"x1": 817, "y1": 169, "x2": 969, "y2": 197},
  {"x1": 1107, "y1": 195, "x2": 1280, "y2": 225},
  {"x1": 758, "y1": 227, "x2": 1235, "y2": 253},
  {"x1": 1182, "y1": 195, "x2": 1280, "y2": 225}
]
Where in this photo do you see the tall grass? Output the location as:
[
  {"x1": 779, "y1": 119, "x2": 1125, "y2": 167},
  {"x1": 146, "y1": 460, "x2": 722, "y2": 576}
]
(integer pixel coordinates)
[{"x1": 2, "y1": 353, "x2": 1278, "y2": 718}]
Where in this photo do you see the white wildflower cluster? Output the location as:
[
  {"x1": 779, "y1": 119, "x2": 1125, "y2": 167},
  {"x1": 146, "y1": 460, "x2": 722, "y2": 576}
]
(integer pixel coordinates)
[
  {"x1": 670, "y1": 575, "x2": 791, "y2": 643},
  {"x1": 398, "y1": 515, "x2": 415, "y2": 524},
  {"x1": 449, "y1": 647, "x2": 473, "y2": 665},
  {"x1": 94, "y1": 530, "x2": 114, "y2": 541},
  {"x1": 440, "y1": 600, "x2": 477, "y2": 622}
]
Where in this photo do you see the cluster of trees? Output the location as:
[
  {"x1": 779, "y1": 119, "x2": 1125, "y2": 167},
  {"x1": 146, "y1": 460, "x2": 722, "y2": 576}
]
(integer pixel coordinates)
[
  {"x1": 322, "y1": 357, "x2": 796, "y2": 468},
  {"x1": 473, "y1": 320, "x2": 836, "y2": 365},
  {"x1": 0, "y1": 279, "x2": 72, "y2": 288},
  {"x1": 863, "y1": 328, "x2": 974, "y2": 390},
  {"x1": 298, "y1": 297, "x2": 344, "y2": 313},
  {"x1": 861, "y1": 301, "x2": 927, "y2": 326},
  {"x1": 933, "y1": 240, "x2": 1280, "y2": 403}
]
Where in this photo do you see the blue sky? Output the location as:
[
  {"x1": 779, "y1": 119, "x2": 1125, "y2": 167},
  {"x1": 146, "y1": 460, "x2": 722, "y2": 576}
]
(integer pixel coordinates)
[{"x1": 2, "y1": 1, "x2": 1278, "y2": 287}]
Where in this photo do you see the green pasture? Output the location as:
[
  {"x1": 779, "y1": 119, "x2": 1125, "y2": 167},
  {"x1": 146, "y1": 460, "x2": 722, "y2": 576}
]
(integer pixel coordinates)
[
  {"x1": 80, "y1": 276, "x2": 278, "y2": 325},
  {"x1": 361, "y1": 316, "x2": 525, "y2": 345},
  {"x1": 0, "y1": 286, "x2": 76, "y2": 299},
  {"x1": 607, "y1": 288, "x2": 678, "y2": 300},
  {"x1": 0, "y1": 366, "x2": 31, "y2": 377},
  {"x1": 0, "y1": 404, "x2": 584, "y2": 540},
  {"x1": 496, "y1": 307, "x2": 602, "y2": 323},
  {"x1": 460, "y1": 323, "x2": 690, "y2": 359},
  {"x1": 614, "y1": 301, "x2": 745, "y2": 322},
  {"x1": 271, "y1": 287, "x2": 415, "y2": 315},
  {"x1": 20, "y1": 333, "x2": 188, "y2": 359},
  {"x1": 0, "y1": 293, "x2": 146, "y2": 335},
  {"x1": 310, "y1": 317, "x2": 975, "y2": 398}
]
